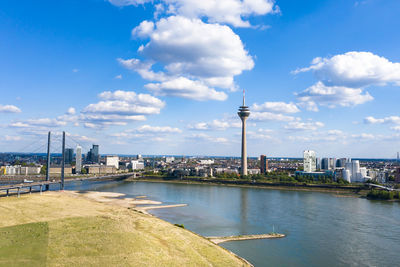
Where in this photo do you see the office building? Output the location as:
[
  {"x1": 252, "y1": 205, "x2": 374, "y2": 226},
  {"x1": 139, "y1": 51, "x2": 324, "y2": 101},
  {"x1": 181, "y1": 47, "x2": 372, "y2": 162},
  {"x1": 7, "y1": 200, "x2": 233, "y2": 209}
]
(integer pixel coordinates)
[
  {"x1": 321, "y1": 158, "x2": 329, "y2": 170},
  {"x1": 303, "y1": 150, "x2": 316, "y2": 172},
  {"x1": 87, "y1": 144, "x2": 100, "y2": 163},
  {"x1": 260, "y1": 155, "x2": 268, "y2": 174},
  {"x1": 65, "y1": 148, "x2": 74, "y2": 164}
]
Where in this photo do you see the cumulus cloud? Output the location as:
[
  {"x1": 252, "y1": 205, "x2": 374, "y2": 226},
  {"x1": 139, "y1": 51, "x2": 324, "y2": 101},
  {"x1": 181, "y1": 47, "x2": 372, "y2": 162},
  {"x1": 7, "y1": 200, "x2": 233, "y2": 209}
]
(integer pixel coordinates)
[
  {"x1": 4, "y1": 135, "x2": 22, "y2": 141},
  {"x1": 364, "y1": 116, "x2": 400, "y2": 124},
  {"x1": 188, "y1": 119, "x2": 241, "y2": 131},
  {"x1": 67, "y1": 107, "x2": 76, "y2": 115},
  {"x1": 293, "y1": 51, "x2": 400, "y2": 88},
  {"x1": 187, "y1": 133, "x2": 229, "y2": 144},
  {"x1": 10, "y1": 118, "x2": 66, "y2": 128},
  {"x1": 109, "y1": 124, "x2": 182, "y2": 141},
  {"x1": 81, "y1": 90, "x2": 164, "y2": 128},
  {"x1": 252, "y1": 101, "x2": 300, "y2": 114},
  {"x1": 109, "y1": 0, "x2": 278, "y2": 27},
  {"x1": 136, "y1": 125, "x2": 182, "y2": 133},
  {"x1": 145, "y1": 77, "x2": 227, "y2": 101},
  {"x1": 0, "y1": 104, "x2": 21, "y2": 113},
  {"x1": 108, "y1": 0, "x2": 150, "y2": 6},
  {"x1": 296, "y1": 82, "x2": 373, "y2": 111},
  {"x1": 284, "y1": 121, "x2": 324, "y2": 131},
  {"x1": 250, "y1": 112, "x2": 296, "y2": 122},
  {"x1": 121, "y1": 16, "x2": 254, "y2": 100}
]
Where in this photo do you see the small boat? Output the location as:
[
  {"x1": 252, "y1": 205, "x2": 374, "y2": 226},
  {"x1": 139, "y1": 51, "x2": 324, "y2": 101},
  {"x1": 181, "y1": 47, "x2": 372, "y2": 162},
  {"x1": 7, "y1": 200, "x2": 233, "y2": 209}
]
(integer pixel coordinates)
[{"x1": 24, "y1": 179, "x2": 33, "y2": 183}]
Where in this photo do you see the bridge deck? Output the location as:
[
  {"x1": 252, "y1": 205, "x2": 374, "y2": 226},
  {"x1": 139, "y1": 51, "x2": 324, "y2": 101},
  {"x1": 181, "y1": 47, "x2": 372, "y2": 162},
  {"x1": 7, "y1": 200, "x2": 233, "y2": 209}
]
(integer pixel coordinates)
[{"x1": 0, "y1": 181, "x2": 62, "y2": 197}]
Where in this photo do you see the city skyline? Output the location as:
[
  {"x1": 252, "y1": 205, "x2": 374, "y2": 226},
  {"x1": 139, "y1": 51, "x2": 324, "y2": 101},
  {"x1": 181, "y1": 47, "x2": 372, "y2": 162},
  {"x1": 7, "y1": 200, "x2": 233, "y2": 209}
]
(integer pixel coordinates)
[{"x1": 1, "y1": 0, "x2": 400, "y2": 158}]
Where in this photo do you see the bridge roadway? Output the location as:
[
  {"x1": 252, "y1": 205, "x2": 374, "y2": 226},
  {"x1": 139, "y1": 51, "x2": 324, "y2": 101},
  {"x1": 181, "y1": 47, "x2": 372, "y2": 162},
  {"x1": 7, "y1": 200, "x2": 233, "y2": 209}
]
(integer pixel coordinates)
[
  {"x1": 368, "y1": 183, "x2": 400, "y2": 192},
  {"x1": 0, "y1": 172, "x2": 136, "y2": 197}
]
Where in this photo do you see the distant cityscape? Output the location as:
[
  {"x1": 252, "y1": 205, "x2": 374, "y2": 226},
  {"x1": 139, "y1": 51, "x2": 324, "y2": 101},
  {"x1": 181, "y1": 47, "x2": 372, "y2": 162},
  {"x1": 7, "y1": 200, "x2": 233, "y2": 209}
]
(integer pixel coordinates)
[{"x1": 1, "y1": 144, "x2": 400, "y2": 185}]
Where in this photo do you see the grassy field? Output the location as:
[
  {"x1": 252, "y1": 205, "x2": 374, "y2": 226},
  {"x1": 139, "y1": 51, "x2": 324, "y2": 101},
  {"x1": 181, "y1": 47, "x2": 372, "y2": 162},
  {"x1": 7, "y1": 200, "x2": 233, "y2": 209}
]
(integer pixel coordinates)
[{"x1": 0, "y1": 192, "x2": 250, "y2": 266}]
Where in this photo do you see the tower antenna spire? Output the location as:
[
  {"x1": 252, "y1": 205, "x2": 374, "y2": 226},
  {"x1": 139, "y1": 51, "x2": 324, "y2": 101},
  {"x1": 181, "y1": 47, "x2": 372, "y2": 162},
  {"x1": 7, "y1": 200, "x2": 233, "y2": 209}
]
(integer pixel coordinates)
[{"x1": 243, "y1": 89, "x2": 245, "y2": 106}]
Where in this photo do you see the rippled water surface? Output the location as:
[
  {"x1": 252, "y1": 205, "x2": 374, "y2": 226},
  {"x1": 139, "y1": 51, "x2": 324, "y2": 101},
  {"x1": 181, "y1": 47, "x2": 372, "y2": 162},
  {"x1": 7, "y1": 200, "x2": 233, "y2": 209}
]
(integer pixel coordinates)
[{"x1": 65, "y1": 180, "x2": 400, "y2": 267}]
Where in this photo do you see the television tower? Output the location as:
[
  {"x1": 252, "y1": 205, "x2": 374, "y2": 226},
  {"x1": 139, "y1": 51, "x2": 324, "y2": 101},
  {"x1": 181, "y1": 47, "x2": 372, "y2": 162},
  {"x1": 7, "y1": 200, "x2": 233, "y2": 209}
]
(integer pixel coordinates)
[{"x1": 238, "y1": 90, "x2": 250, "y2": 176}]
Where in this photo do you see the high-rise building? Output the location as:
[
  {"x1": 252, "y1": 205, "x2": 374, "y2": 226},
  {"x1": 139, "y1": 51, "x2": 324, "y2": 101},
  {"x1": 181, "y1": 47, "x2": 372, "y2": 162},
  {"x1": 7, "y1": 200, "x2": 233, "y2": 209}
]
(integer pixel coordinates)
[
  {"x1": 260, "y1": 155, "x2": 268, "y2": 174},
  {"x1": 238, "y1": 91, "x2": 250, "y2": 176},
  {"x1": 303, "y1": 150, "x2": 316, "y2": 172},
  {"x1": 316, "y1": 157, "x2": 321, "y2": 170},
  {"x1": 65, "y1": 148, "x2": 74, "y2": 164},
  {"x1": 87, "y1": 144, "x2": 100, "y2": 163},
  {"x1": 336, "y1": 158, "x2": 347, "y2": 168},
  {"x1": 76, "y1": 145, "x2": 82, "y2": 174},
  {"x1": 321, "y1": 158, "x2": 329, "y2": 170}
]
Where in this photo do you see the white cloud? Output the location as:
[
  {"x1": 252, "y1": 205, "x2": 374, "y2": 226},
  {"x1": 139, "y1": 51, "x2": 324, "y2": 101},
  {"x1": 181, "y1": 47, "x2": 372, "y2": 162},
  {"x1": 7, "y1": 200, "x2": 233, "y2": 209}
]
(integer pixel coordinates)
[
  {"x1": 115, "y1": 74, "x2": 123, "y2": 79},
  {"x1": 250, "y1": 112, "x2": 296, "y2": 122},
  {"x1": 0, "y1": 104, "x2": 21, "y2": 113},
  {"x1": 145, "y1": 77, "x2": 227, "y2": 101},
  {"x1": 391, "y1": 126, "x2": 400, "y2": 131},
  {"x1": 121, "y1": 16, "x2": 254, "y2": 100},
  {"x1": 364, "y1": 116, "x2": 400, "y2": 124},
  {"x1": 293, "y1": 51, "x2": 400, "y2": 88},
  {"x1": 10, "y1": 118, "x2": 66, "y2": 128},
  {"x1": 99, "y1": 90, "x2": 165, "y2": 108},
  {"x1": 108, "y1": 0, "x2": 150, "y2": 6},
  {"x1": 252, "y1": 101, "x2": 300, "y2": 114},
  {"x1": 136, "y1": 125, "x2": 182, "y2": 133},
  {"x1": 188, "y1": 119, "x2": 241, "y2": 131},
  {"x1": 72, "y1": 68, "x2": 79, "y2": 73},
  {"x1": 4, "y1": 135, "x2": 22, "y2": 141},
  {"x1": 247, "y1": 130, "x2": 273, "y2": 140},
  {"x1": 81, "y1": 90, "x2": 164, "y2": 128},
  {"x1": 350, "y1": 133, "x2": 376, "y2": 140},
  {"x1": 284, "y1": 121, "x2": 324, "y2": 131},
  {"x1": 188, "y1": 133, "x2": 229, "y2": 144},
  {"x1": 296, "y1": 82, "x2": 373, "y2": 111},
  {"x1": 109, "y1": 0, "x2": 278, "y2": 27},
  {"x1": 67, "y1": 107, "x2": 76, "y2": 115}
]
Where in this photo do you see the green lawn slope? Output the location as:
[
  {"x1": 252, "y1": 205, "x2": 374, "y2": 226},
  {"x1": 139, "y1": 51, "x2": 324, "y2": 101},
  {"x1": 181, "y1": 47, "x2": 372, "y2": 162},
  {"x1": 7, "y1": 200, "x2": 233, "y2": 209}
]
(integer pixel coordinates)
[{"x1": 0, "y1": 192, "x2": 250, "y2": 266}]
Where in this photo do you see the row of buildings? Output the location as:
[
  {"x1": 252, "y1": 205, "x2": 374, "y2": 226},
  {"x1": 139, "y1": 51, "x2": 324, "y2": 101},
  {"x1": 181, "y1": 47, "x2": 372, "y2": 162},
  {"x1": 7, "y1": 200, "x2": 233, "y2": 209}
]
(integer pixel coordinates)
[{"x1": 302, "y1": 150, "x2": 394, "y2": 183}]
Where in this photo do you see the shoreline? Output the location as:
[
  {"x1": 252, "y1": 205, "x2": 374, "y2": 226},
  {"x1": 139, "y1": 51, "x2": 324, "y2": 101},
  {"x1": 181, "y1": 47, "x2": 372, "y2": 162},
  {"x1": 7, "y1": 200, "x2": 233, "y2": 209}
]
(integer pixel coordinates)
[{"x1": 129, "y1": 176, "x2": 368, "y2": 197}]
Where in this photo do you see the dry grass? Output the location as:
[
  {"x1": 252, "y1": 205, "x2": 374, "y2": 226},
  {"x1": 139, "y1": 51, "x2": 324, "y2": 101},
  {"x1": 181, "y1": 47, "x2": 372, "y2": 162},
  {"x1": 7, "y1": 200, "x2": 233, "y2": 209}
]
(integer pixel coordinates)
[{"x1": 0, "y1": 192, "x2": 250, "y2": 266}]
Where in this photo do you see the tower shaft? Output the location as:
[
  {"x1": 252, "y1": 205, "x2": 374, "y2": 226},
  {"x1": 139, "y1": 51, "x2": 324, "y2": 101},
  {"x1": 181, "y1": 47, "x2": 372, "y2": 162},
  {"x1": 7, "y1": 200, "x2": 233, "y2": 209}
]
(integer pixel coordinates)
[
  {"x1": 241, "y1": 118, "x2": 248, "y2": 176},
  {"x1": 238, "y1": 90, "x2": 250, "y2": 176}
]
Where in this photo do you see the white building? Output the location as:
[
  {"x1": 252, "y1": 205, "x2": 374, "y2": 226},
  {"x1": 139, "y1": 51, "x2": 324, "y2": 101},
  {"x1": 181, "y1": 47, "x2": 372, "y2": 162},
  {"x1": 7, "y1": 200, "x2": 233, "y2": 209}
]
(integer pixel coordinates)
[
  {"x1": 76, "y1": 145, "x2": 82, "y2": 174},
  {"x1": 165, "y1": 157, "x2": 175, "y2": 163},
  {"x1": 343, "y1": 159, "x2": 370, "y2": 183},
  {"x1": 3, "y1": 165, "x2": 40, "y2": 175},
  {"x1": 303, "y1": 150, "x2": 316, "y2": 172},
  {"x1": 130, "y1": 160, "x2": 145, "y2": 170},
  {"x1": 106, "y1": 155, "x2": 119, "y2": 169},
  {"x1": 199, "y1": 159, "x2": 214, "y2": 165}
]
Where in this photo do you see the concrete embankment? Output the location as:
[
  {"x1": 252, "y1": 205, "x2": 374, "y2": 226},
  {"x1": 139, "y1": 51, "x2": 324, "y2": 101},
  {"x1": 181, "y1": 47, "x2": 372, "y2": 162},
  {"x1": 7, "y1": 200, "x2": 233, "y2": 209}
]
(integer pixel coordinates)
[{"x1": 207, "y1": 234, "x2": 286, "y2": 244}]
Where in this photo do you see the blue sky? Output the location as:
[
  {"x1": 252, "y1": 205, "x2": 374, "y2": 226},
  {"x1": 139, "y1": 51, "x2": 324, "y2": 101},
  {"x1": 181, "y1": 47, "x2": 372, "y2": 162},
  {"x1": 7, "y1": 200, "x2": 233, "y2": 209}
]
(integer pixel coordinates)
[{"x1": 1, "y1": 0, "x2": 400, "y2": 158}]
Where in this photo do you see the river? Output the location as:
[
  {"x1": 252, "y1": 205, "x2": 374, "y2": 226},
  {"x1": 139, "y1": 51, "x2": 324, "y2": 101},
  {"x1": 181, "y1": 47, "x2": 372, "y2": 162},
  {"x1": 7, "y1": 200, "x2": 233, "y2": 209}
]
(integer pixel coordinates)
[{"x1": 64, "y1": 180, "x2": 400, "y2": 267}]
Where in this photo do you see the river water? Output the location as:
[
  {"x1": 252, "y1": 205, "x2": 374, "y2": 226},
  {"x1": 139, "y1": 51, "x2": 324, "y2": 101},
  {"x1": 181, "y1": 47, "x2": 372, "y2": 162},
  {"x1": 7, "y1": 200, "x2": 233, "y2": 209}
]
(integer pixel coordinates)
[{"x1": 64, "y1": 180, "x2": 400, "y2": 267}]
